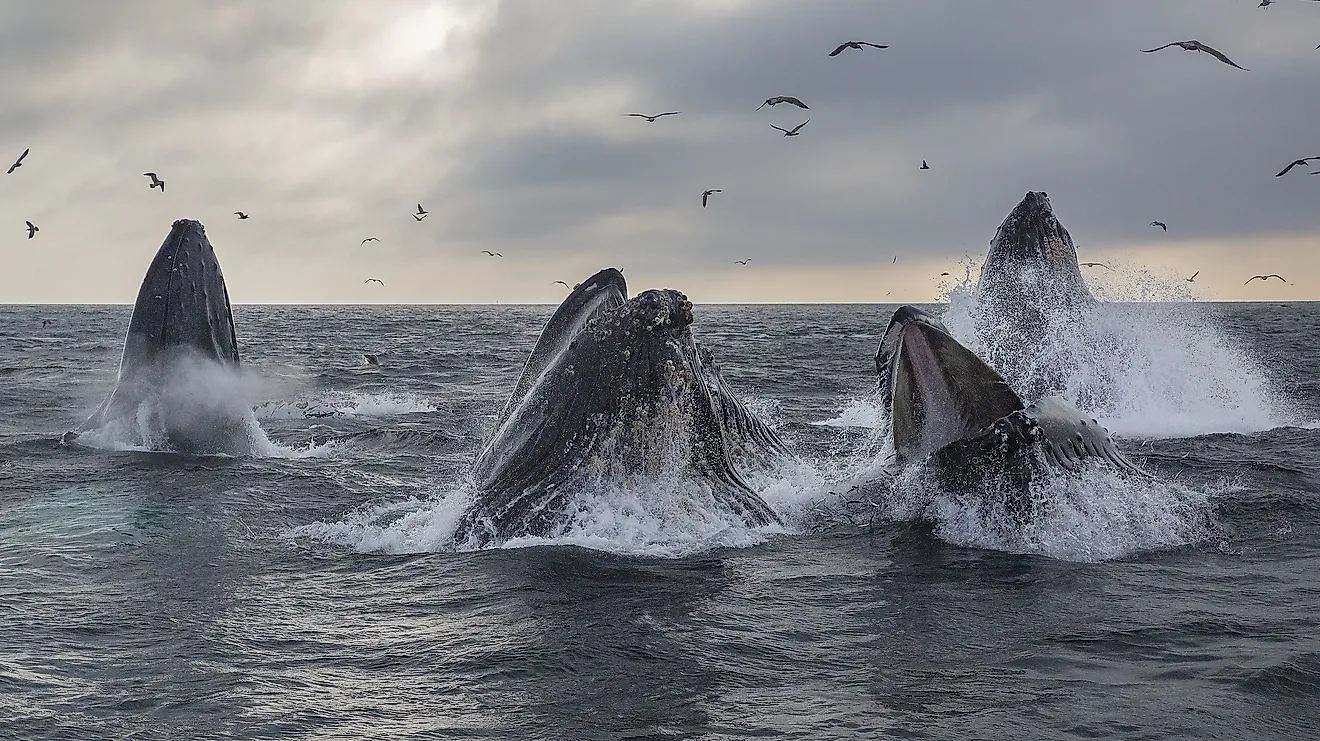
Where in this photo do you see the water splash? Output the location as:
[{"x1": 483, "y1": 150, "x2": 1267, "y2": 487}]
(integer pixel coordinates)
[{"x1": 939, "y1": 269, "x2": 1297, "y2": 438}]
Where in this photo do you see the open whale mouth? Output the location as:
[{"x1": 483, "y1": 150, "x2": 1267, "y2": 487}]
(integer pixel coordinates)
[{"x1": 878, "y1": 306, "x2": 1023, "y2": 462}]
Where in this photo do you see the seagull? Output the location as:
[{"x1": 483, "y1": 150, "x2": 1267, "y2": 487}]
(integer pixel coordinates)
[
  {"x1": 143, "y1": 172, "x2": 165, "y2": 191},
  {"x1": 1259, "y1": 0, "x2": 1273, "y2": 7},
  {"x1": 234, "y1": 211, "x2": 249, "y2": 219},
  {"x1": 770, "y1": 120, "x2": 809, "y2": 137},
  {"x1": 364, "y1": 353, "x2": 380, "y2": 365},
  {"x1": 1244, "y1": 274, "x2": 1286, "y2": 284},
  {"x1": 829, "y1": 41, "x2": 889, "y2": 56},
  {"x1": 1139, "y1": 40, "x2": 1247, "y2": 70},
  {"x1": 756, "y1": 96, "x2": 809, "y2": 111},
  {"x1": 365, "y1": 278, "x2": 384, "y2": 285},
  {"x1": 552, "y1": 280, "x2": 570, "y2": 288},
  {"x1": 41, "y1": 319, "x2": 49, "y2": 327},
  {"x1": 416, "y1": 203, "x2": 428, "y2": 219},
  {"x1": 735, "y1": 259, "x2": 751, "y2": 265},
  {"x1": 1151, "y1": 221, "x2": 1167, "y2": 231},
  {"x1": 920, "y1": 160, "x2": 930, "y2": 170},
  {"x1": 939, "y1": 272, "x2": 951, "y2": 277},
  {"x1": 702, "y1": 189, "x2": 721, "y2": 208},
  {"x1": 1080, "y1": 262, "x2": 1113, "y2": 271},
  {"x1": 361, "y1": 237, "x2": 379, "y2": 245},
  {"x1": 481, "y1": 250, "x2": 503, "y2": 257},
  {"x1": 624, "y1": 112, "x2": 681, "y2": 122},
  {"x1": 413, "y1": 214, "x2": 425, "y2": 221},
  {"x1": 1275, "y1": 157, "x2": 1320, "y2": 177},
  {"x1": 1186, "y1": 271, "x2": 1199, "y2": 283},
  {"x1": 25, "y1": 221, "x2": 38, "y2": 239},
  {"x1": 6, "y1": 148, "x2": 28, "y2": 174}
]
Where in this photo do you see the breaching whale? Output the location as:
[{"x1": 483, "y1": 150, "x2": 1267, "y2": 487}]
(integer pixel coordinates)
[
  {"x1": 456, "y1": 268, "x2": 786, "y2": 545},
  {"x1": 877, "y1": 305, "x2": 1143, "y2": 516},
  {"x1": 971, "y1": 191, "x2": 1102, "y2": 401},
  {"x1": 77, "y1": 219, "x2": 259, "y2": 454}
]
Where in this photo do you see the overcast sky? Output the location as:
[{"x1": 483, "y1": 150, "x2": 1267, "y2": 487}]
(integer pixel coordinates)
[{"x1": 1, "y1": 0, "x2": 1318, "y2": 304}]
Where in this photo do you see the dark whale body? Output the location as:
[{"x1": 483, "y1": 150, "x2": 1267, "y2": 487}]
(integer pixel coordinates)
[
  {"x1": 877, "y1": 305, "x2": 1143, "y2": 518},
  {"x1": 457, "y1": 268, "x2": 785, "y2": 545},
  {"x1": 79, "y1": 219, "x2": 253, "y2": 454},
  {"x1": 973, "y1": 191, "x2": 1101, "y2": 401}
]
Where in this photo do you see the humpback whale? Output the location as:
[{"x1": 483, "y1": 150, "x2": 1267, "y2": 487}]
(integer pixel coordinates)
[
  {"x1": 78, "y1": 219, "x2": 259, "y2": 455},
  {"x1": 877, "y1": 305, "x2": 1143, "y2": 516},
  {"x1": 456, "y1": 268, "x2": 785, "y2": 545},
  {"x1": 970, "y1": 191, "x2": 1104, "y2": 401}
]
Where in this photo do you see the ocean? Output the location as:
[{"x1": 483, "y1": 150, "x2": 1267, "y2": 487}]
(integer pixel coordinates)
[{"x1": 1, "y1": 301, "x2": 1317, "y2": 740}]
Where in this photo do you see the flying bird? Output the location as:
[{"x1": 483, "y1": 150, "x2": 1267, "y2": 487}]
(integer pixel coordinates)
[
  {"x1": 1080, "y1": 262, "x2": 1113, "y2": 271},
  {"x1": 892, "y1": 255, "x2": 897, "y2": 264},
  {"x1": 770, "y1": 120, "x2": 809, "y2": 137},
  {"x1": 481, "y1": 250, "x2": 503, "y2": 257},
  {"x1": 143, "y1": 172, "x2": 165, "y2": 191},
  {"x1": 416, "y1": 203, "x2": 428, "y2": 219},
  {"x1": 25, "y1": 221, "x2": 38, "y2": 239},
  {"x1": 1151, "y1": 221, "x2": 1167, "y2": 231},
  {"x1": 624, "y1": 112, "x2": 680, "y2": 122},
  {"x1": 364, "y1": 278, "x2": 385, "y2": 285},
  {"x1": 756, "y1": 96, "x2": 809, "y2": 111},
  {"x1": 413, "y1": 214, "x2": 425, "y2": 221},
  {"x1": 361, "y1": 237, "x2": 379, "y2": 245},
  {"x1": 828, "y1": 41, "x2": 888, "y2": 56},
  {"x1": 1244, "y1": 274, "x2": 1286, "y2": 284},
  {"x1": 364, "y1": 354, "x2": 380, "y2": 365},
  {"x1": 1186, "y1": 271, "x2": 1199, "y2": 283},
  {"x1": 6, "y1": 148, "x2": 28, "y2": 174},
  {"x1": 735, "y1": 259, "x2": 751, "y2": 265},
  {"x1": 1275, "y1": 157, "x2": 1320, "y2": 177},
  {"x1": 1139, "y1": 40, "x2": 1247, "y2": 70},
  {"x1": 552, "y1": 280, "x2": 570, "y2": 288},
  {"x1": 920, "y1": 160, "x2": 930, "y2": 170},
  {"x1": 234, "y1": 211, "x2": 249, "y2": 219},
  {"x1": 939, "y1": 272, "x2": 951, "y2": 277},
  {"x1": 701, "y1": 189, "x2": 721, "y2": 208}
]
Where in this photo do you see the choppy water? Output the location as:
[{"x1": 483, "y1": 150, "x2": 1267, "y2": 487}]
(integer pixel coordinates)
[{"x1": 2, "y1": 302, "x2": 1318, "y2": 740}]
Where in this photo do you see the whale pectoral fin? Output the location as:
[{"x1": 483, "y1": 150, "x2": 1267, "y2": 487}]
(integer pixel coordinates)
[{"x1": 1022, "y1": 396, "x2": 1147, "y2": 476}]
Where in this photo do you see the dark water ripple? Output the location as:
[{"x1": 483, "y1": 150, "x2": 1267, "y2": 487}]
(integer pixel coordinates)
[{"x1": 1, "y1": 303, "x2": 1319, "y2": 740}]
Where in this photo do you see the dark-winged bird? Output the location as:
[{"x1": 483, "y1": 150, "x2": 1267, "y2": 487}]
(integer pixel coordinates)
[
  {"x1": 364, "y1": 354, "x2": 380, "y2": 365},
  {"x1": 1244, "y1": 274, "x2": 1286, "y2": 284},
  {"x1": 481, "y1": 250, "x2": 502, "y2": 257},
  {"x1": 1080, "y1": 262, "x2": 1113, "y2": 270},
  {"x1": 624, "y1": 112, "x2": 680, "y2": 122},
  {"x1": 1151, "y1": 221, "x2": 1167, "y2": 231},
  {"x1": 1275, "y1": 157, "x2": 1320, "y2": 177},
  {"x1": 756, "y1": 96, "x2": 809, "y2": 111},
  {"x1": 365, "y1": 278, "x2": 385, "y2": 285},
  {"x1": 143, "y1": 172, "x2": 165, "y2": 191},
  {"x1": 829, "y1": 41, "x2": 888, "y2": 56},
  {"x1": 234, "y1": 212, "x2": 249, "y2": 219},
  {"x1": 770, "y1": 120, "x2": 809, "y2": 137},
  {"x1": 552, "y1": 280, "x2": 570, "y2": 288},
  {"x1": 735, "y1": 259, "x2": 751, "y2": 265},
  {"x1": 7, "y1": 148, "x2": 28, "y2": 174},
  {"x1": 1140, "y1": 40, "x2": 1247, "y2": 70},
  {"x1": 25, "y1": 221, "x2": 38, "y2": 239},
  {"x1": 920, "y1": 160, "x2": 929, "y2": 170},
  {"x1": 416, "y1": 203, "x2": 428, "y2": 219},
  {"x1": 701, "y1": 189, "x2": 721, "y2": 208},
  {"x1": 361, "y1": 237, "x2": 379, "y2": 245},
  {"x1": 1186, "y1": 271, "x2": 1199, "y2": 283}
]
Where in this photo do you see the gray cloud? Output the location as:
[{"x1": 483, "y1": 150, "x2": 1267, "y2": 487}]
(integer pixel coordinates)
[{"x1": 1, "y1": 0, "x2": 1318, "y2": 303}]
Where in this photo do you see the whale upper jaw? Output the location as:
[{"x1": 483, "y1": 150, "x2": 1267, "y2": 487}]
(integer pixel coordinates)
[
  {"x1": 80, "y1": 219, "x2": 251, "y2": 454},
  {"x1": 459, "y1": 272, "x2": 783, "y2": 545},
  {"x1": 976, "y1": 191, "x2": 1092, "y2": 305}
]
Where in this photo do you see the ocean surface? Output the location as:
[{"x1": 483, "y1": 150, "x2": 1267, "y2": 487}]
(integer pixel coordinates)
[{"x1": 1, "y1": 301, "x2": 1318, "y2": 740}]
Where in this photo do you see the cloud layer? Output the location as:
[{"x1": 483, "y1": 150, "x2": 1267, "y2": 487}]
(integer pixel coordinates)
[{"x1": 1, "y1": 0, "x2": 1318, "y2": 303}]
